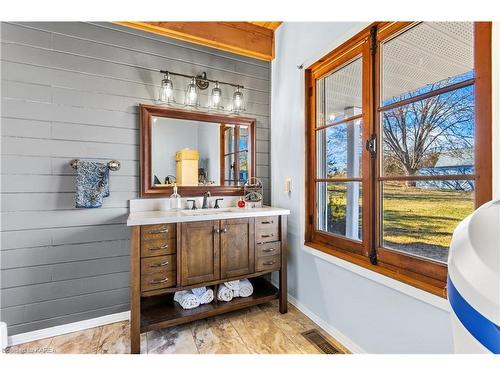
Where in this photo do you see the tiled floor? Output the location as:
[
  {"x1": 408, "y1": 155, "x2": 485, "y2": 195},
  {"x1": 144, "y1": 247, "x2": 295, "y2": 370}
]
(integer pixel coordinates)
[{"x1": 6, "y1": 301, "x2": 348, "y2": 354}]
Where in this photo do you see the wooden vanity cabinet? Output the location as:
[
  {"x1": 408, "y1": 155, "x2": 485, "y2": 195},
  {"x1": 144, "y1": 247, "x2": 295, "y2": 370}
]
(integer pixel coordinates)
[
  {"x1": 180, "y1": 218, "x2": 256, "y2": 284},
  {"x1": 130, "y1": 214, "x2": 287, "y2": 354},
  {"x1": 220, "y1": 218, "x2": 255, "y2": 279},
  {"x1": 180, "y1": 220, "x2": 220, "y2": 286}
]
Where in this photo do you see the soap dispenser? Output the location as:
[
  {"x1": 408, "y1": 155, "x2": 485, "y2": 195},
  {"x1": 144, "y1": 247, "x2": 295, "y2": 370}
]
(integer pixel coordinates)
[{"x1": 170, "y1": 184, "x2": 182, "y2": 210}]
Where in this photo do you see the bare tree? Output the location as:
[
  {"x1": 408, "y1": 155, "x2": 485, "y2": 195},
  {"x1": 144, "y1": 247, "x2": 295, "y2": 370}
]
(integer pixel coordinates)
[{"x1": 382, "y1": 80, "x2": 474, "y2": 184}]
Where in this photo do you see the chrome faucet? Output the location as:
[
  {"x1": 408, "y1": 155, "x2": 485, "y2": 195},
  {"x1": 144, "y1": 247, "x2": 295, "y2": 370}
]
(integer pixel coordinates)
[{"x1": 202, "y1": 191, "x2": 211, "y2": 209}]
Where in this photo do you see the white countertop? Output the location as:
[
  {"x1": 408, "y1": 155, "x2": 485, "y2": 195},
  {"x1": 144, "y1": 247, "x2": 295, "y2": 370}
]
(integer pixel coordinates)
[{"x1": 127, "y1": 206, "x2": 290, "y2": 226}]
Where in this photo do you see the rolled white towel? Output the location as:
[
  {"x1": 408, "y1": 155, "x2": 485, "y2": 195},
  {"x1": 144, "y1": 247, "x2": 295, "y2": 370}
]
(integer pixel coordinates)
[
  {"x1": 199, "y1": 289, "x2": 214, "y2": 304},
  {"x1": 224, "y1": 280, "x2": 240, "y2": 290},
  {"x1": 191, "y1": 287, "x2": 207, "y2": 298},
  {"x1": 217, "y1": 285, "x2": 233, "y2": 302},
  {"x1": 173, "y1": 291, "x2": 200, "y2": 310},
  {"x1": 238, "y1": 279, "x2": 253, "y2": 298}
]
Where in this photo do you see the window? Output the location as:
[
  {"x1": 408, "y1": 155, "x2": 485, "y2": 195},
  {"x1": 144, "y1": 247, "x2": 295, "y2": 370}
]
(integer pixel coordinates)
[
  {"x1": 305, "y1": 22, "x2": 492, "y2": 296},
  {"x1": 220, "y1": 124, "x2": 250, "y2": 185}
]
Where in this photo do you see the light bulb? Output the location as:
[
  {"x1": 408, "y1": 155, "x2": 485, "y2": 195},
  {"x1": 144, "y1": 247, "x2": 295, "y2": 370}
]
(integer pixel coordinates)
[
  {"x1": 158, "y1": 72, "x2": 175, "y2": 103},
  {"x1": 232, "y1": 86, "x2": 245, "y2": 113},
  {"x1": 185, "y1": 77, "x2": 198, "y2": 107}
]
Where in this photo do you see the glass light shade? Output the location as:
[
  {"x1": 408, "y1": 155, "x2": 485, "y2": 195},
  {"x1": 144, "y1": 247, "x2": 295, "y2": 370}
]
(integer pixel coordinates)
[
  {"x1": 210, "y1": 81, "x2": 223, "y2": 109},
  {"x1": 158, "y1": 73, "x2": 175, "y2": 103},
  {"x1": 185, "y1": 77, "x2": 199, "y2": 107},
  {"x1": 232, "y1": 86, "x2": 245, "y2": 113}
]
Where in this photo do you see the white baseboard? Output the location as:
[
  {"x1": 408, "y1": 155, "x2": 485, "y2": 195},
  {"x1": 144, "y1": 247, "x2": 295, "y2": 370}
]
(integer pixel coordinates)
[
  {"x1": 7, "y1": 311, "x2": 130, "y2": 347},
  {"x1": 1, "y1": 321, "x2": 8, "y2": 350},
  {"x1": 285, "y1": 293, "x2": 365, "y2": 353}
]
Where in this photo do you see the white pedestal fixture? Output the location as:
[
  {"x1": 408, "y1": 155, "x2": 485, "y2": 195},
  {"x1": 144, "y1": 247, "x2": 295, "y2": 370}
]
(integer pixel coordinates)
[{"x1": 447, "y1": 200, "x2": 500, "y2": 353}]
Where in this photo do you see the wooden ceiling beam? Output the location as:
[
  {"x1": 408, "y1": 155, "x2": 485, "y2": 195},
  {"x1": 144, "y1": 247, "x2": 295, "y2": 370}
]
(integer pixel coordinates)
[{"x1": 115, "y1": 21, "x2": 277, "y2": 61}]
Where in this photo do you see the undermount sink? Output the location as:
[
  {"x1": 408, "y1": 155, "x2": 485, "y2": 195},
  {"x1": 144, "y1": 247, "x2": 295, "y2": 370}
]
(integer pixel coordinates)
[{"x1": 180, "y1": 207, "x2": 234, "y2": 216}]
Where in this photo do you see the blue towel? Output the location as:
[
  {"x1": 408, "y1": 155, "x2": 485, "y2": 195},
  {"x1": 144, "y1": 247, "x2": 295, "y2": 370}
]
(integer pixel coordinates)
[{"x1": 75, "y1": 161, "x2": 109, "y2": 208}]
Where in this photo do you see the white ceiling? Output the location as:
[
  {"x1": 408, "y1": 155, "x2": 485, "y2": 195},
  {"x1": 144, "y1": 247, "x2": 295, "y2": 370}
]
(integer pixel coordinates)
[{"x1": 318, "y1": 22, "x2": 474, "y2": 121}]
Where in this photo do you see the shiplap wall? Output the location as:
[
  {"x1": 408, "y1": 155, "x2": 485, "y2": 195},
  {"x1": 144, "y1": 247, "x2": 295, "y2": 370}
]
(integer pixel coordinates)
[{"x1": 0, "y1": 22, "x2": 271, "y2": 335}]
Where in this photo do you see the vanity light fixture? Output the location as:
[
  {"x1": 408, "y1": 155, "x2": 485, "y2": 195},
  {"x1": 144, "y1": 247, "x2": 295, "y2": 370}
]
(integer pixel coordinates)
[
  {"x1": 210, "y1": 81, "x2": 223, "y2": 110},
  {"x1": 158, "y1": 72, "x2": 175, "y2": 103},
  {"x1": 185, "y1": 77, "x2": 199, "y2": 107},
  {"x1": 231, "y1": 85, "x2": 245, "y2": 113},
  {"x1": 158, "y1": 70, "x2": 245, "y2": 114}
]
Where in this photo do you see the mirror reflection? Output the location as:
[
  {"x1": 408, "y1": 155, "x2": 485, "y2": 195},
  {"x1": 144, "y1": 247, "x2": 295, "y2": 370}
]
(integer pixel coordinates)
[{"x1": 151, "y1": 116, "x2": 250, "y2": 187}]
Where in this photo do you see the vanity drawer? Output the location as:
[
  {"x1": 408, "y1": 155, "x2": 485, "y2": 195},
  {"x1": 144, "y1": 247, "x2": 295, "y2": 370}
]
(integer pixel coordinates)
[
  {"x1": 255, "y1": 253, "x2": 281, "y2": 272},
  {"x1": 141, "y1": 238, "x2": 176, "y2": 257},
  {"x1": 255, "y1": 216, "x2": 279, "y2": 243},
  {"x1": 141, "y1": 271, "x2": 176, "y2": 292},
  {"x1": 256, "y1": 241, "x2": 281, "y2": 258},
  {"x1": 256, "y1": 216, "x2": 279, "y2": 231},
  {"x1": 141, "y1": 255, "x2": 176, "y2": 275},
  {"x1": 141, "y1": 224, "x2": 176, "y2": 241}
]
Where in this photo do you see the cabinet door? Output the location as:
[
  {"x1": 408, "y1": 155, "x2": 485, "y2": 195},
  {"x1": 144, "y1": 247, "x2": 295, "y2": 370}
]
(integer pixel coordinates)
[
  {"x1": 220, "y1": 218, "x2": 255, "y2": 279},
  {"x1": 180, "y1": 220, "x2": 220, "y2": 286}
]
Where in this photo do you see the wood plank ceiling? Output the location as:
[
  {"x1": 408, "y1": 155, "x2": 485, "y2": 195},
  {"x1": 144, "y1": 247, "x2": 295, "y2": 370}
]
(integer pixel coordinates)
[{"x1": 115, "y1": 22, "x2": 282, "y2": 61}]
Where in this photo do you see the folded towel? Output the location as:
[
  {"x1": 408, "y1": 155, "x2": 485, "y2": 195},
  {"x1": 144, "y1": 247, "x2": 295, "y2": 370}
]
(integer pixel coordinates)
[
  {"x1": 224, "y1": 280, "x2": 240, "y2": 290},
  {"x1": 75, "y1": 161, "x2": 109, "y2": 208},
  {"x1": 217, "y1": 285, "x2": 233, "y2": 302},
  {"x1": 191, "y1": 287, "x2": 207, "y2": 298},
  {"x1": 199, "y1": 289, "x2": 214, "y2": 305},
  {"x1": 237, "y1": 279, "x2": 254, "y2": 298},
  {"x1": 190, "y1": 287, "x2": 213, "y2": 305},
  {"x1": 173, "y1": 291, "x2": 200, "y2": 310}
]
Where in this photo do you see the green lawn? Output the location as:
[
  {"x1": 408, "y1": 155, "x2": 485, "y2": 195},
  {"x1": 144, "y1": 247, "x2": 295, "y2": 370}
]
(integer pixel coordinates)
[
  {"x1": 326, "y1": 182, "x2": 474, "y2": 259},
  {"x1": 382, "y1": 182, "x2": 474, "y2": 249}
]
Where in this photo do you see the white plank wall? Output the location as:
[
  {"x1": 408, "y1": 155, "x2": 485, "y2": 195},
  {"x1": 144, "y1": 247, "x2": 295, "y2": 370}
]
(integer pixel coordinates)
[{"x1": 0, "y1": 22, "x2": 271, "y2": 335}]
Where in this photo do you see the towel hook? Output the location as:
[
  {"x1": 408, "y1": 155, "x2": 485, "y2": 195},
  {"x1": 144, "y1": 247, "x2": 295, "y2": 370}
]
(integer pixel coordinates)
[{"x1": 69, "y1": 159, "x2": 121, "y2": 171}]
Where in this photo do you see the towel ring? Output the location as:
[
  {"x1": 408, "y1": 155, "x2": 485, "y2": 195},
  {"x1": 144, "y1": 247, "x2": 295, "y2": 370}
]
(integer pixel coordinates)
[{"x1": 69, "y1": 159, "x2": 121, "y2": 171}]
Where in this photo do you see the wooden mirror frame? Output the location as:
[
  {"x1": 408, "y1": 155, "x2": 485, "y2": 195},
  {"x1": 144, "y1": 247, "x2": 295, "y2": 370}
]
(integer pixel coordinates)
[{"x1": 139, "y1": 104, "x2": 256, "y2": 197}]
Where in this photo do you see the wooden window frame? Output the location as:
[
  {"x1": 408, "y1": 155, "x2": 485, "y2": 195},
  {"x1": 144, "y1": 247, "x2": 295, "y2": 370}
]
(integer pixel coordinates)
[{"x1": 305, "y1": 22, "x2": 492, "y2": 297}]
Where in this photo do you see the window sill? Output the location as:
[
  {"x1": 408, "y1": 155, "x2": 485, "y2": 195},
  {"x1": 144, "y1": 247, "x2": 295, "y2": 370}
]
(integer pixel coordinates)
[{"x1": 304, "y1": 241, "x2": 449, "y2": 311}]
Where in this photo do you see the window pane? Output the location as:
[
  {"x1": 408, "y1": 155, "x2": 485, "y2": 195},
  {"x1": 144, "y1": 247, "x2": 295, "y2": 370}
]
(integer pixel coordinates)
[
  {"x1": 224, "y1": 154, "x2": 234, "y2": 184},
  {"x1": 381, "y1": 180, "x2": 474, "y2": 263},
  {"x1": 381, "y1": 22, "x2": 474, "y2": 105},
  {"x1": 381, "y1": 86, "x2": 475, "y2": 177},
  {"x1": 224, "y1": 127, "x2": 235, "y2": 154},
  {"x1": 239, "y1": 126, "x2": 248, "y2": 151},
  {"x1": 316, "y1": 120, "x2": 362, "y2": 178},
  {"x1": 238, "y1": 151, "x2": 248, "y2": 183},
  {"x1": 316, "y1": 57, "x2": 362, "y2": 127},
  {"x1": 317, "y1": 182, "x2": 362, "y2": 241}
]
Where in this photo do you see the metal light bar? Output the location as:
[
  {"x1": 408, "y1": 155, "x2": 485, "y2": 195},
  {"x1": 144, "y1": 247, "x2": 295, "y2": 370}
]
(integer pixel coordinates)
[{"x1": 159, "y1": 70, "x2": 244, "y2": 89}]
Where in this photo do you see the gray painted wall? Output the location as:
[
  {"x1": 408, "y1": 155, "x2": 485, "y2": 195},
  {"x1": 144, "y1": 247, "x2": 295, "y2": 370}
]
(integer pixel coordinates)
[{"x1": 0, "y1": 21, "x2": 270, "y2": 335}]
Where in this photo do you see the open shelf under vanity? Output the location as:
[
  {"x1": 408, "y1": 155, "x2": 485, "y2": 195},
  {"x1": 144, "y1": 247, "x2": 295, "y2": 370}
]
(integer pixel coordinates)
[{"x1": 140, "y1": 276, "x2": 278, "y2": 332}]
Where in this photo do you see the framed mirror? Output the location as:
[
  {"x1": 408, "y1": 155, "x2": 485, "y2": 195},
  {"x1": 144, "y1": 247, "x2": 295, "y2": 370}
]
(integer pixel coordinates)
[{"x1": 139, "y1": 104, "x2": 256, "y2": 197}]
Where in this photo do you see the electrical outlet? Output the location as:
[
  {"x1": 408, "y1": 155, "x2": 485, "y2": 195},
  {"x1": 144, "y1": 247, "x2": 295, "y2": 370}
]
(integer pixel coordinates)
[{"x1": 284, "y1": 177, "x2": 292, "y2": 193}]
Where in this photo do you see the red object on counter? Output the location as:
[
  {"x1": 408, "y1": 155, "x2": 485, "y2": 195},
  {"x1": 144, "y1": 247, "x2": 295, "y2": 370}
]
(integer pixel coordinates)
[{"x1": 237, "y1": 199, "x2": 246, "y2": 208}]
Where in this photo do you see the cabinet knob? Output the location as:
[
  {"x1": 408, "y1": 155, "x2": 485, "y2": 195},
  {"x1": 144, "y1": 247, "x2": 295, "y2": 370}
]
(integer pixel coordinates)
[
  {"x1": 222, "y1": 228, "x2": 228, "y2": 233},
  {"x1": 261, "y1": 220, "x2": 274, "y2": 224},
  {"x1": 263, "y1": 248, "x2": 275, "y2": 253},
  {"x1": 261, "y1": 234, "x2": 274, "y2": 238},
  {"x1": 262, "y1": 260, "x2": 275, "y2": 266},
  {"x1": 213, "y1": 227, "x2": 221, "y2": 234}
]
